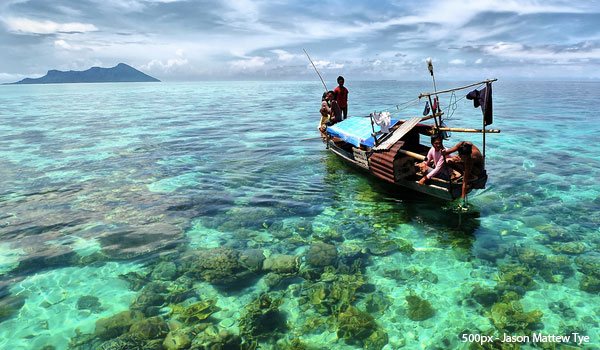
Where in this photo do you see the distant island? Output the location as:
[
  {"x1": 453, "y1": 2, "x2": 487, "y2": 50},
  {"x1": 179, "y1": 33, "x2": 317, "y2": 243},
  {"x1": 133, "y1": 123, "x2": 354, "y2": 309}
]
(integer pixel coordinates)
[{"x1": 8, "y1": 63, "x2": 160, "y2": 84}]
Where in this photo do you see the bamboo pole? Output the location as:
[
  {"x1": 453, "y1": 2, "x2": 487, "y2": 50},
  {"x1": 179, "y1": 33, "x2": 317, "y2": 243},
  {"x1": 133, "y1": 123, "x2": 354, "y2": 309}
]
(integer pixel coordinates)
[
  {"x1": 398, "y1": 149, "x2": 426, "y2": 161},
  {"x1": 397, "y1": 112, "x2": 443, "y2": 123},
  {"x1": 419, "y1": 79, "x2": 497, "y2": 98},
  {"x1": 436, "y1": 127, "x2": 500, "y2": 133}
]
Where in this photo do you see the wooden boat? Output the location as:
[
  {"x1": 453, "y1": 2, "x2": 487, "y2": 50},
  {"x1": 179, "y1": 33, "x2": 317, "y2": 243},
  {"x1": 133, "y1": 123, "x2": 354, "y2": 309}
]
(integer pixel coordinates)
[{"x1": 320, "y1": 79, "x2": 499, "y2": 201}]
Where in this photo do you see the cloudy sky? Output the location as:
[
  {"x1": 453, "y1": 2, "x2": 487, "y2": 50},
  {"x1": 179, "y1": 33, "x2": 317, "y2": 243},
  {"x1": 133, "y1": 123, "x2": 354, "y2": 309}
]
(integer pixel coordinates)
[{"x1": 1, "y1": 0, "x2": 599, "y2": 83}]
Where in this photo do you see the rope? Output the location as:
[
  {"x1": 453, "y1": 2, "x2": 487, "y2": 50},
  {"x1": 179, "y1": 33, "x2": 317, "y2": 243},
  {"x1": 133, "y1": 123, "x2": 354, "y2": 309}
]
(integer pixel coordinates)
[{"x1": 444, "y1": 82, "x2": 485, "y2": 120}]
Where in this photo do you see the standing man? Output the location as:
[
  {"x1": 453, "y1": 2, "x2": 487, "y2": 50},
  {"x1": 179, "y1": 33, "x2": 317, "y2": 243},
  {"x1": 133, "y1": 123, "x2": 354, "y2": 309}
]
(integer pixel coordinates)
[{"x1": 333, "y1": 76, "x2": 349, "y2": 120}]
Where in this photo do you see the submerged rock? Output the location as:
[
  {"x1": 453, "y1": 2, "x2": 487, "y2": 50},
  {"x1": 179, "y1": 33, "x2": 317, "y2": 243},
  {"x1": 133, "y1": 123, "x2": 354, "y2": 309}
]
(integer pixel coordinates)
[
  {"x1": 97, "y1": 334, "x2": 147, "y2": 350},
  {"x1": 94, "y1": 310, "x2": 144, "y2": 340},
  {"x1": 405, "y1": 294, "x2": 435, "y2": 321},
  {"x1": 470, "y1": 285, "x2": 499, "y2": 307},
  {"x1": 239, "y1": 249, "x2": 265, "y2": 272},
  {"x1": 190, "y1": 324, "x2": 242, "y2": 349},
  {"x1": 163, "y1": 328, "x2": 192, "y2": 350},
  {"x1": 305, "y1": 242, "x2": 338, "y2": 268},
  {"x1": 239, "y1": 293, "x2": 287, "y2": 346},
  {"x1": 579, "y1": 275, "x2": 600, "y2": 294},
  {"x1": 170, "y1": 299, "x2": 219, "y2": 324},
  {"x1": 498, "y1": 264, "x2": 537, "y2": 291},
  {"x1": 150, "y1": 261, "x2": 178, "y2": 281},
  {"x1": 336, "y1": 305, "x2": 388, "y2": 349},
  {"x1": 365, "y1": 237, "x2": 414, "y2": 256},
  {"x1": 575, "y1": 252, "x2": 600, "y2": 278},
  {"x1": 76, "y1": 295, "x2": 104, "y2": 313},
  {"x1": 262, "y1": 254, "x2": 299, "y2": 274},
  {"x1": 489, "y1": 301, "x2": 543, "y2": 333},
  {"x1": 550, "y1": 242, "x2": 587, "y2": 255},
  {"x1": 185, "y1": 247, "x2": 252, "y2": 285},
  {"x1": 129, "y1": 316, "x2": 169, "y2": 340},
  {"x1": 131, "y1": 283, "x2": 167, "y2": 317},
  {"x1": 337, "y1": 306, "x2": 377, "y2": 340},
  {"x1": 0, "y1": 294, "x2": 25, "y2": 323}
]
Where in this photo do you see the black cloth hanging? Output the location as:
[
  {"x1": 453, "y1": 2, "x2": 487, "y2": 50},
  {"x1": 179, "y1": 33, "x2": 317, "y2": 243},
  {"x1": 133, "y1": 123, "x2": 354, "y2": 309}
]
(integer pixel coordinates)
[{"x1": 466, "y1": 82, "x2": 493, "y2": 126}]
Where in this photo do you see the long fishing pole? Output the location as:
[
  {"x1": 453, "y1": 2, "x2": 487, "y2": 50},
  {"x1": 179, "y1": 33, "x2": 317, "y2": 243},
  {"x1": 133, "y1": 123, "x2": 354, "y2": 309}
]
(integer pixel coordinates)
[{"x1": 303, "y1": 48, "x2": 328, "y2": 92}]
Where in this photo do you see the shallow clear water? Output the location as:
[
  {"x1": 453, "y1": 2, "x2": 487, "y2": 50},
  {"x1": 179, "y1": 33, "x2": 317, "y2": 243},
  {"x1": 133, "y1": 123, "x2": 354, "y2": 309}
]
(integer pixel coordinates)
[{"x1": 0, "y1": 81, "x2": 598, "y2": 349}]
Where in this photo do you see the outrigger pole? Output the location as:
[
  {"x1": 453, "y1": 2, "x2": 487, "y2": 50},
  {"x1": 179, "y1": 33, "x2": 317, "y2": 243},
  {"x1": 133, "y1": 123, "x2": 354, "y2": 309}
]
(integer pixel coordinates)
[
  {"x1": 303, "y1": 49, "x2": 328, "y2": 92},
  {"x1": 419, "y1": 79, "x2": 497, "y2": 98}
]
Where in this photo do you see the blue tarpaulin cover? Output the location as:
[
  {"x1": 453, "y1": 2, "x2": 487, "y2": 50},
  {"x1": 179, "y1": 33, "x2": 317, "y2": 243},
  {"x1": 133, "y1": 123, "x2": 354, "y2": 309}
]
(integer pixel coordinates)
[{"x1": 326, "y1": 117, "x2": 399, "y2": 147}]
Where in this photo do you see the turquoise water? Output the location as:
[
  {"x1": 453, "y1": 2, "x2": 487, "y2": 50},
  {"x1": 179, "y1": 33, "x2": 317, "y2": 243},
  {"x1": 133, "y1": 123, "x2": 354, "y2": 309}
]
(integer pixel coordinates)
[{"x1": 0, "y1": 81, "x2": 598, "y2": 349}]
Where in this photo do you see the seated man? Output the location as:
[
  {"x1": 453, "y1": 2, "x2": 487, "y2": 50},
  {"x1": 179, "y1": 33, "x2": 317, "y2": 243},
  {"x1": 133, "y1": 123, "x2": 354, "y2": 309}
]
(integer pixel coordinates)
[
  {"x1": 443, "y1": 141, "x2": 484, "y2": 198},
  {"x1": 417, "y1": 134, "x2": 450, "y2": 185}
]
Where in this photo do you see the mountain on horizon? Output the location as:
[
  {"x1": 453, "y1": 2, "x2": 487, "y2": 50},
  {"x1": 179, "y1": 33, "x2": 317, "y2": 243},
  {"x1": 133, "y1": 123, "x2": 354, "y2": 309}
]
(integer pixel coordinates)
[{"x1": 8, "y1": 63, "x2": 160, "y2": 84}]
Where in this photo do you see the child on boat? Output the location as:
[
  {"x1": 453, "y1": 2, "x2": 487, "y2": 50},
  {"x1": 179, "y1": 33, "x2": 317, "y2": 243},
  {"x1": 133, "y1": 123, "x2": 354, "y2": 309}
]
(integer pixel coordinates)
[
  {"x1": 417, "y1": 134, "x2": 450, "y2": 185},
  {"x1": 318, "y1": 91, "x2": 342, "y2": 132}
]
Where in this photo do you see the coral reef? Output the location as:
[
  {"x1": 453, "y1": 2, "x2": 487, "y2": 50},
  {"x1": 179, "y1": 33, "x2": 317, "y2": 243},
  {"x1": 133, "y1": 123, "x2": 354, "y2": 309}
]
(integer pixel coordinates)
[
  {"x1": 190, "y1": 324, "x2": 242, "y2": 350},
  {"x1": 238, "y1": 249, "x2": 265, "y2": 272},
  {"x1": 470, "y1": 285, "x2": 499, "y2": 307},
  {"x1": 575, "y1": 252, "x2": 600, "y2": 277},
  {"x1": 489, "y1": 301, "x2": 543, "y2": 334},
  {"x1": 382, "y1": 266, "x2": 438, "y2": 284},
  {"x1": 76, "y1": 295, "x2": 104, "y2": 313},
  {"x1": 163, "y1": 328, "x2": 192, "y2": 350},
  {"x1": 549, "y1": 242, "x2": 587, "y2": 255},
  {"x1": 337, "y1": 305, "x2": 377, "y2": 340},
  {"x1": 128, "y1": 316, "x2": 169, "y2": 340},
  {"x1": 262, "y1": 254, "x2": 299, "y2": 274},
  {"x1": 365, "y1": 236, "x2": 414, "y2": 256},
  {"x1": 185, "y1": 247, "x2": 253, "y2": 285},
  {"x1": 579, "y1": 275, "x2": 600, "y2": 294},
  {"x1": 497, "y1": 264, "x2": 537, "y2": 291},
  {"x1": 301, "y1": 271, "x2": 365, "y2": 316},
  {"x1": 94, "y1": 310, "x2": 144, "y2": 340},
  {"x1": 305, "y1": 242, "x2": 338, "y2": 268},
  {"x1": 150, "y1": 261, "x2": 178, "y2": 281},
  {"x1": 130, "y1": 282, "x2": 168, "y2": 316},
  {"x1": 169, "y1": 299, "x2": 219, "y2": 324},
  {"x1": 336, "y1": 306, "x2": 388, "y2": 349},
  {"x1": 405, "y1": 293, "x2": 435, "y2": 321},
  {"x1": 239, "y1": 293, "x2": 287, "y2": 347}
]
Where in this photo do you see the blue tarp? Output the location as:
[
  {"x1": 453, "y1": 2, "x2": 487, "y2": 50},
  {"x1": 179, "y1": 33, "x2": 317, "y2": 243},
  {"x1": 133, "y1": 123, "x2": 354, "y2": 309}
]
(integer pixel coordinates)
[{"x1": 325, "y1": 117, "x2": 399, "y2": 147}]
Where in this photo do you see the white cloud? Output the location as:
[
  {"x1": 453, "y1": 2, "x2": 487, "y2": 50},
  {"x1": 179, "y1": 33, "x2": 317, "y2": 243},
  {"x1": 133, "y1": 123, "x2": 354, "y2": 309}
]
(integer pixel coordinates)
[
  {"x1": 475, "y1": 58, "x2": 483, "y2": 64},
  {"x1": 142, "y1": 57, "x2": 189, "y2": 72},
  {"x1": 53, "y1": 39, "x2": 88, "y2": 51},
  {"x1": 54, "y1": 39, "x2": 74, "y2": 50},
  {"x1": 3, "y1": 17, "x2": 98, "y2": 35},
  {"x1": 312, "y1": 60, "x2": 344, "y2": 70},
  {"x1": 483, "y1": 41, "x2": 600, "y2": 62},
  {"x1": 271, "y1": 49, "x2": 298, "y2": 62},
  {"x1": 230, "y1": 56, "x2": 270, "y2": 71},
  {"x1": 449, "y1": 59, "x2": 466, "y2": 65}
]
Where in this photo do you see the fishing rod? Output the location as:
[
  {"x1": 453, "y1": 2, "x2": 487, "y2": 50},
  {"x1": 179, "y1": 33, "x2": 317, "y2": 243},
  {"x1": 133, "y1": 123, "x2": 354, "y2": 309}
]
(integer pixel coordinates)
[{"x1": 303, "y1": 48, "x2": 328, "y2": 92}]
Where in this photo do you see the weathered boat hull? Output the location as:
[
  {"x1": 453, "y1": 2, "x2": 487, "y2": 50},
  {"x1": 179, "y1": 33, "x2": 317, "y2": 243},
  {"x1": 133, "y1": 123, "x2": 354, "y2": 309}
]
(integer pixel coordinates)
[{"x1": 326, "y1": 137, "x2": 487, "y2": 201}]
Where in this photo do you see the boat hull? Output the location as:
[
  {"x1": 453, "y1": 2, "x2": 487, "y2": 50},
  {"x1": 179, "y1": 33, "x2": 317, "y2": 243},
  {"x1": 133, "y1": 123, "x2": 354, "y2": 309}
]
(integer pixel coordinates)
[{"x1": 326, "y1": 139, "x2": 487, "y2": 201}]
